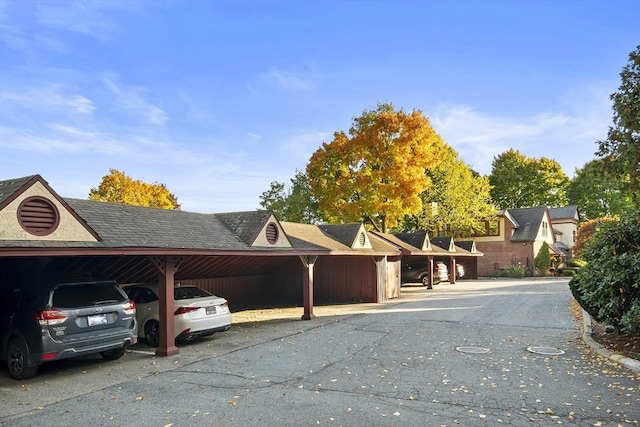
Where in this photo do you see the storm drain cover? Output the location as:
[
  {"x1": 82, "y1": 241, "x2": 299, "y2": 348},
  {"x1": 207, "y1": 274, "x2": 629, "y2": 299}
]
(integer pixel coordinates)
[
  {"x1": 527, "y1": 346, "x2": 565, "y2": 355},
  {"x1": 455, "y1": 346, "x2": 491, "y2": 354}
]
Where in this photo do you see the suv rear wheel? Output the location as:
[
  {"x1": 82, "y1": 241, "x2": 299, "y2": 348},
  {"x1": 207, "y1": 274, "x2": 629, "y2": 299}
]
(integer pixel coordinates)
[
  {"x1": 100, "y1": 347, "x2": 126, "y2": 361},
  {"x1": 7, "y1": 338, "x2": 38, "y2": 380}
]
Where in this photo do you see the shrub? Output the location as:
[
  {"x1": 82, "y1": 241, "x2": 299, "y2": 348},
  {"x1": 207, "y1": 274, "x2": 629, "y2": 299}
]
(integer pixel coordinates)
[
  {"x1": 562, "y1": 269, "x2": 576, "y2": 277},
  {"x1": 534, "y1": 241, "x2": 552, "y2": 275},
  {"x1": 506, "y1": 264, "x2": 526, "y2": 278},
  {"x1": 566, "y1": 258, "x2": 587, "y2": 268},
  {"x1": 570, "y1": 211, "x2": 640, "y2": 333}
]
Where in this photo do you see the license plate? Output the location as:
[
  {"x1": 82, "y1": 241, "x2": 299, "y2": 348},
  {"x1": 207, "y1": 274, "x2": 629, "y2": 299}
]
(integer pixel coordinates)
[
  {"x1": 205, "y1": 306, "x2": 217, "y2": 315},
  {"x1": 87, "y1": 313, "x2": 108, "y2": 326}
]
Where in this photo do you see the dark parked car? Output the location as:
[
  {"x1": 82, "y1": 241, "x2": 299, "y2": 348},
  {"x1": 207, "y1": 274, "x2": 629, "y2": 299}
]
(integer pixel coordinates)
[
  {"x1": 402, "y1": 260, "x2": 451, "y2": 288},
  {"x1": 0, "y1": 279, "x2": 137, "y2": 380}
]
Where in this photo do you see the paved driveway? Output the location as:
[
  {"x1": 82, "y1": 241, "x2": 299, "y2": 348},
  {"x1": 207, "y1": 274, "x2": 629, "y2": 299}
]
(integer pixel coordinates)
[{"x1": 1, "y1": 278, "x2": 638, "y2": 426}]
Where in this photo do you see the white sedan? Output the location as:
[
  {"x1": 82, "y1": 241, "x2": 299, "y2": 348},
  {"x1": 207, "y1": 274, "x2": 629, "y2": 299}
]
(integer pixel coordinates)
[{"x1": 122, "y1": 283, "x2": 231, "y2": 347}]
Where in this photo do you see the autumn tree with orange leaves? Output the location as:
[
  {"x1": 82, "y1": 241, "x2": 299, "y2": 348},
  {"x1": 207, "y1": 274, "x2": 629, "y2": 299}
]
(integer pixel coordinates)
[
  {"x1": 89, "y1": 169, "x2": 180, "y2": 210},
  {"x1": 306, "y1": 103, "x2": 446, "y2": 232}
]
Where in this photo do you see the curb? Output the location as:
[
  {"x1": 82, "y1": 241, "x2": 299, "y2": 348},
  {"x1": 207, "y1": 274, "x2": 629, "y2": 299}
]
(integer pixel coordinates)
[{"x1": 581, "y1": 309, "x2": 640, "y2": 372}]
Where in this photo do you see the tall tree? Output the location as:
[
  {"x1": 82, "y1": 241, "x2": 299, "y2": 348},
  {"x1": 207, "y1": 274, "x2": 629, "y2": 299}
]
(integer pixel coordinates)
[
  {"x1": 403, "y1": 147, "x2": 496, "y2": 237},
  {"x1": 567, "y1": 159, "x2": 633, "y2": 220},
  {"x1": 306, "y1": 103, "x2": 447, "y2": 232},
  {"x1": 489, "y1": 149, "x2": 569, "y2": 209},
  {"x1": 596, "y1": 45, "x2": 640, "y2": 205},
  {"x1": 89, "y1": 169, "x2": 180, "y2": 210},
  {"x1": 259, "y1": 171, "x2": 320, "y2": 223}
]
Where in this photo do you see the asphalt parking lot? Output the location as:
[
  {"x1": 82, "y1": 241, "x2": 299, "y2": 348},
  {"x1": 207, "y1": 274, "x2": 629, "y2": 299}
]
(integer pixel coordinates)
[{"x1": 1, "y1": 278, "x2": 639, "y2": 426}]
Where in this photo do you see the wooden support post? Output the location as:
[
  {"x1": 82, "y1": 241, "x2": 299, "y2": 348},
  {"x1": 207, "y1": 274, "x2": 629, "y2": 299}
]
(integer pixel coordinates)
[
  {"x1": 150, "y1": 256, "x2": 179, "y2": 357},
  {"x1": 427, "y1": 256, "x2": 434, "y2": 289},
  {"x1": 299, "y1": 255, "x2": 317, "y2": 320},
  {"x1": 450, "y1": 257, "x2": 456, "y2": 284}
]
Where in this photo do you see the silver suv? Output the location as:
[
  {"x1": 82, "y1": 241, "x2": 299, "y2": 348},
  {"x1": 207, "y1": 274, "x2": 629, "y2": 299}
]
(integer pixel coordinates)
[{"x1": 0, "y1": 280, "x2": 138, "y2": 380}]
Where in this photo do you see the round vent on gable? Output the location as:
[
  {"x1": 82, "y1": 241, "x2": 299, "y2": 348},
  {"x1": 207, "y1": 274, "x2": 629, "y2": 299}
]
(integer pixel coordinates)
[
  {"x1": 265, "y1": 222, "x2": 279, "y2": 245},
  {"x1": 17, "y1": 196, "x2": 60, "y2": 236},
  {"x1": 358, "y1": 231, "x2": 366, "y2": 246}
]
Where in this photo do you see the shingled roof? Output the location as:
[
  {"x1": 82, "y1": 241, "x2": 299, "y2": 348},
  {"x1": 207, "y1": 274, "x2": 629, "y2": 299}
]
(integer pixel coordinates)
[
  {"x1": 66, "y1": 198, "x2": 248, "y2": 250},
  {"x1": 0, "y1": 175, "x2": 36, "y2": 207},
  {"x1": 508, "y1": 207, "x2": 549, "y2": 242},
  {"x1": 549, "y1": 205, "x2": 579, "y2": 221}
]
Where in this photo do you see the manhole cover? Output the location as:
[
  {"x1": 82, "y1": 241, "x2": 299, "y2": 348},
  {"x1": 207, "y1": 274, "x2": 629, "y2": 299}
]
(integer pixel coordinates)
[
  {"x1": 455, "y1": 346, "x2": 491, "y2": 354},
  {"x1": 527, "y1": 346, "x2": 565, "y2": 355}
]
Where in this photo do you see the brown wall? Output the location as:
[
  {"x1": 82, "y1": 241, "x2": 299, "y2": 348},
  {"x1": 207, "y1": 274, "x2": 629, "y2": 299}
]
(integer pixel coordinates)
[
  {"x1": 183, "y1": 255, "x2": 383, "y2": 308},
  {"x1": 314, "y1": 256, "x2": 378, "y2": 303},
  {"x1": 475, "y1": 241, "x2": 533, "y2": 276}
]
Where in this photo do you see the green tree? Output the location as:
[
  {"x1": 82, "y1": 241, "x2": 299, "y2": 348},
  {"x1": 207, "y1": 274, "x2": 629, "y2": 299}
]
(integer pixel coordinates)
[
  {"x1": 534, "y1": 241, "x2": 552, "y2": 275},
  {"x1": 402, "y1": 146, "x2": 496, "y2": 236},
  {"x1": 89, "y1": 169, "x2": 180, "y2": 210},
  {"x1": 306, "y1": 103, "x2": 447, "y2": 232},
  {"x1": 259, "y1": 181, "x2": 287, "y2": 218},
  {"x1": 259, "y1": 171, "x2": 320, "y2": 223},
  {"x1": 596, "y1": 45, "x2": 640, "y2": 205},
  {"x1": 567, "y1": 159, "x2": 633, "y2": 220},
  {"x1": 489, "y1": 149, "x2": 569, "y2": 209},
  {"x1": 570, "y1": 211, "x2": 640, "y2": 332}
]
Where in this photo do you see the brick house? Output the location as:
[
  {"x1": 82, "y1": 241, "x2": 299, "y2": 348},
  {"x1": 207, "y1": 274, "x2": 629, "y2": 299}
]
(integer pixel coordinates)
[{"x1": 473, "y1": 206, "x2": 561, "y2": 276}]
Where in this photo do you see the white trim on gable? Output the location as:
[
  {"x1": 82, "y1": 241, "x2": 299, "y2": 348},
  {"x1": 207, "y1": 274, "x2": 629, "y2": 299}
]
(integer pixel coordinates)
[
  {"x1": 251, "y1": 214, "x2": 292, "y2": 248},
  {"x1": 0, "y1": 181, "x2": 98, "y2": 242},
  {"x1": 350, "y1": 224, "x2": 373, "y2": 249}
]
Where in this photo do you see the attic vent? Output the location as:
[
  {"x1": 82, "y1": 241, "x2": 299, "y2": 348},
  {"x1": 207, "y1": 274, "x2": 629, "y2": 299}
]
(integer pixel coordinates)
[
  {"x1": 358, "y1": 232, "x2": 366, "y2": 246},
  {"x1": 18, "y1": 197, "x2": 60, "y2": 236},
  {"x1": 265, "y1": 222, "x2": 279, "y2": 244}
]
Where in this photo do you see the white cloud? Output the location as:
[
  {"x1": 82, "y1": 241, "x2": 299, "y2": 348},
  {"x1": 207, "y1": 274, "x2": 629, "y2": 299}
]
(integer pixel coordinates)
[
  {"x1": 0, "y1": 84, "x2": 96, "y2": 115},
  {"x1": 36, "y1": 2, "x2": 120, "y2": 43},
  {"x1": 103, "y1": 77, "x2": 168, "y2": 125},
  {"x1": 277, "y1": 129, "x2": 329, "y2": 162},
  {"x1": 264, "y1": 66, "x2": 318, "y2": 91},
  {"x1": 429, "y1": 85, "x2": 612, "y2": 176}
]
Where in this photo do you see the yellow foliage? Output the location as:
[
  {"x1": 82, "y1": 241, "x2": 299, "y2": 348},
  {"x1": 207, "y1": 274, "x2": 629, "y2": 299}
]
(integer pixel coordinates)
[
  {"x1": 89, "y1": 169, "x2": 180, "y2": 210},
  {"x1": 306, "y1": 104, "x2": 446, "y2": 231}
]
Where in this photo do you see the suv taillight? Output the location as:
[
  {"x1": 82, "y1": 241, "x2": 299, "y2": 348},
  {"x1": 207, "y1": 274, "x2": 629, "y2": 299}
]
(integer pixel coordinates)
[
  {"x1": 36, "y1": 310, "x2": 68, "y2": 325},
  {"x1": 123, "y1": 300, "x2": 136, "y2": 315}
]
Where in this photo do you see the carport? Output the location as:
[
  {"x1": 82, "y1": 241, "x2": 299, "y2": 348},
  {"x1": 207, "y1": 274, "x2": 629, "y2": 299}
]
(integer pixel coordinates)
[
  {"x1": 1, "y1": 175, "x2": 401, "y2": 358},
  {"x1": 0, "y1": 176, "x2": 334, "y2": 357},
  {"x1": 372, "y1": 231, "x2": 482, "y2": 286}
]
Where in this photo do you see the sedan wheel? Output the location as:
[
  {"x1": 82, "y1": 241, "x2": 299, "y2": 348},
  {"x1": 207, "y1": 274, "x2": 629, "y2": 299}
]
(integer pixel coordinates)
[
  {"x1": 144, "y1": 320, "x2": 160, "y2": 347},
  {"x1": 7, "y1": 338, "x2": 38, "y2": 380}
]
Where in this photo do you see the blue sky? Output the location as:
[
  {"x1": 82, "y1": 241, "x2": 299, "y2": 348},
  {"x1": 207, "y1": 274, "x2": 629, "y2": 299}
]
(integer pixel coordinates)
[{"x1": 1, "y1": 0, "x2": 638, "y2": 213}]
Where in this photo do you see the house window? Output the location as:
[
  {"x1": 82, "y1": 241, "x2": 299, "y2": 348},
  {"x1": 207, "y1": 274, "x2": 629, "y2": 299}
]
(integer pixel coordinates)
[
  {"x1": 17, "y1": 196, "x2": 60, "y2": 236},
  {"x1": 542, "y1": 221, "x2": 548, "y2": 237},
  {"x1": 358, "y1": 232, "x2": 366, "y2": 246},
  {"x1": 476, "y1": 218, "x2": 500, "y2": 237},
  {"x1": 572, "y1": 230, "x2": 576, "y2": 242}
]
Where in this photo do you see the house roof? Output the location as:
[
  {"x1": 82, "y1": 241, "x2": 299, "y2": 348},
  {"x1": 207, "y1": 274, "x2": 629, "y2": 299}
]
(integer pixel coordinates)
[
  {"x1": 507, "y1": 207, "x2": 549, "y2": 242},
  {"x1": 66, "y1": 198, "x2": 250, "y2": 250},
  {"x1": 549, "y1": 205, "x2": 579, "y2": 221},
  {"x1": 0, "y1": 175, "x2": 37, "y2": 207},
  {"x1": 370, "y1": 232, "x2": 424, "y2": 255},
  {"x1": 318, "y1": 223, "x2": 364, "y2": 248},
  {"x1": 281, "y1": 222, "x2": 398, "y2": 255}
]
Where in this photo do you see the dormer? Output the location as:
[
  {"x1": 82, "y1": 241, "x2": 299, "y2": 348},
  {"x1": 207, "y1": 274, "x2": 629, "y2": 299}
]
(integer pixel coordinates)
[
  {"x1": 215, "y1": 210, "x2": 292, "y2": 248},
  {"x1": 318, "y1": 223, "x2": 373, "y2": 250},
  {"x1": 0, "y1": 175, "x2": 99, "y2": 242}
]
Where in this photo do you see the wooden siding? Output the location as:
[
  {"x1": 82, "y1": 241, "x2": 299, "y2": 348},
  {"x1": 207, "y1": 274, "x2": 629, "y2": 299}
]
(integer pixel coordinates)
[
  {"x1": 314, "y1": 256, "x2": 378, "y2": 303},
  {"x1": 181, "y1": 275, "x2": 277, "y2": 308}
]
